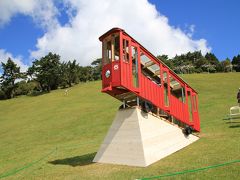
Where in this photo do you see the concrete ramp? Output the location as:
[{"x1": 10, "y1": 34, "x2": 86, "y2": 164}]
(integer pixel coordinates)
[{"x1": 93, "y1": 107, "x2": 199, "y2": 167}]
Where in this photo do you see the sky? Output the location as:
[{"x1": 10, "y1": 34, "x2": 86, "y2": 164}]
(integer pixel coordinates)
[{"x1": 0, "y1": 0, "x2": 239, "y2": 72}]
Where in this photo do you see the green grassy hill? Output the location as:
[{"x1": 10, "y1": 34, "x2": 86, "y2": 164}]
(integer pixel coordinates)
[{"x1": 0, "y1": 73, "x2": 240, "y2": 179}]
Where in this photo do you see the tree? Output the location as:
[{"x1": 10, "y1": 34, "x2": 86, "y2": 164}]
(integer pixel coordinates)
[
  {"x1": 29, "y1": 52, "x2": 61, "y2": 92},
  {"x1": 78, "y1": 66, "x2": 93, "y2": 82},
  {"x1": 205, "y1": 53, "x2": 219, "y2": 65},
  {"x1": 27, "y1": 65, "x2": 35, "y2": 80},
  {"x1": 232, "y1": 54, "x2": 240, "y2": 72},
  {"x1": 59, "y1": 62, "x2": 69, "y2": 88},
  {"x1": 0, "y1": 58, "x2": 22, "y2": 99},
  {"x1": 68, "y1": 60, "x2": 80, "y2": 84},
  {"x1": 0, "y1": 89, "x2": 6, "y2": 100},
  {"x1": 91, "y1": 58, "x2": 102, "y2": 80},
  {"x1": 156, "y1": 55, "x2": 174, "y2": 69},
  {"x1": 205, "y1": 52, "x2": 219, "y2": 72},
  {"x1": 221, "y1": 58, "x2": 232, "y2": 72},
  {"x1": 60, "y1": 60, "x2": 80, "y2": 88},
  {"x1": 15, "y1": 80, "x2": 39, "y2": 96}
]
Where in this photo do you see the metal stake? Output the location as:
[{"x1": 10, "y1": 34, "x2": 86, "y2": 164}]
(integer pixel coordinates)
[
  {"x1": 123, "y1": 100, "x2": 126, "y2": 109},
  {"x1": 137, "y1": 97, "x2": 140, "y2": 106}
]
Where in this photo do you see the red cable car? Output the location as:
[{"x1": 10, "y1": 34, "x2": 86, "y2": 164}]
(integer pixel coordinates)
[{"x1": 99, "y1": 28, "x2": 200, "y2": 132}]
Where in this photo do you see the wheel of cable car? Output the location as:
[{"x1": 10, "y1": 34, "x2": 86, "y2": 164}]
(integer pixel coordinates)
[
  {"x1": 183, "y1": 126, "x2": 193, "y2": 136},
  {"x1": 141, "y1": 101, "x2": 153, "y2": 113}
]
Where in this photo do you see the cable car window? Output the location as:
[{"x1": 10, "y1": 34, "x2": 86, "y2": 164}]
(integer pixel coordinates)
[
  {"x1": 192, "y1": 95, "x2": 197, "y2": 112},
  {"x1": 114, "y1": 35, "x2": 120, "y2": 61},
  {"x1": 107, "y1": 41, "x2": 112, "y2": 63},
  {"x1": 181, "y1": 88, "x2": 186, "y2": 103},
  {"x1": 131, "y1": 46, "x2": 138, "y2": 87},
  {"x1": 170, "y1": 76, "x2": 185, "y2": 102},
  {"x1": 103, "y1": 40, "x2": 112, "y2": 66},
  {"x1": 140, "y1": 52, "x2": 161, "y2": 86},
  {"x1": 102, "y1": 34, "x2": 120, "y2": 65},
  {"x1": 123, "y1": 39, "x2": 129, "y2": 62},
  {"x1": 163, "y1": 71, "x2": 169, "y2": 106},
  {"x1": 187, "y1": 91, "x2": 193, "y2": 122}
]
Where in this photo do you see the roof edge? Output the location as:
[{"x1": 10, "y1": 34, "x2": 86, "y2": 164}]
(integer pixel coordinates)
[{"x1": 99, "y1": 27, "x2": 123, "y2": 41}]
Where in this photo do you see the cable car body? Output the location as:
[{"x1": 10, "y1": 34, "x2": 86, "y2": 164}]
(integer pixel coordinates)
[{"x1": 99, "y1": 28, "x2": 200, "y2": 132}]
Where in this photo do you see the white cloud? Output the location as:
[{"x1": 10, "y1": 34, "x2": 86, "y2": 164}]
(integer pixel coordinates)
[
  {"x1": 0, "y1": 0, "x2": 59, "y2": 30},
  {"x1": 30, "y1": 0, "x2": 211, "y2": 65},
  {"x1": 0, "y1": 0, "x2": 59, "y2": 72},
  {"x1": 0, "y1": 0, "x2": 211, "y2": 66},
  {"x1": 0, "y1": 0, "x2": 34, "y2": 26},
  {"x1": 186, "y1": 24, "x2": 195, "y2": 38},
  {"x1": 0, "y1": 49, "x2": 28, "y2": 72}
]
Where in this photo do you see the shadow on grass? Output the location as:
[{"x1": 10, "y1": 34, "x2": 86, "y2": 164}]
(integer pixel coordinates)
[
  {"x1": 225, "y1": 121, "x2": 240, "y2": 124},
  {"x1": 229, "y1": 124, "x2": 240, "y2": 128},
  {"x1": 223, "y1": 116, "x2": 240, "y2": 121},
  {"x1": 49, "y1": 152, "x2": 96, "y2": 167}
]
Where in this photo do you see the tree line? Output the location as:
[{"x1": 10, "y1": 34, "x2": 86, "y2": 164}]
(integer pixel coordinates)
[
  {"x1": 157, "y1": 51, "x2": 240, "y2": 74},
  {"x1": 0, "y1": 52, "x2": 101, "y2": 100},
  {"x1": 0, "y1": 51, "x2": 240, "y2": 100}
]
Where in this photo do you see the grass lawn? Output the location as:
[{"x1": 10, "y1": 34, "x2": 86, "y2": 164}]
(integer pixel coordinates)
[{"x1": 0, "y1": 73, "x2": 240, "y2": 179}]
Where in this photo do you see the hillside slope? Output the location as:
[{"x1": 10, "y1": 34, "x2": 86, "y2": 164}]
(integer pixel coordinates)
[{"x1": 0, "y1": 73, "x2": 240, "y2": 179}]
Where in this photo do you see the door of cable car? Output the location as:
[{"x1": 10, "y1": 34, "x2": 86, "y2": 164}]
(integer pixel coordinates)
[{"x1": 102, "y1": 33, "x2": 120, "y2": 89}]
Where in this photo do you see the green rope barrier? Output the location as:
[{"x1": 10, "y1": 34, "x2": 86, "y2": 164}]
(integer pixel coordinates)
[
  {"x1": 136, "y1": 159, "x2": 240, "y2": 180},
  {"x1": 0, "y1": 148, "x2": 57, "y2": 179},
  {"x1": 4, "y1": 139, "x2": 238, "y2": 179},
  {"x1": 0, "y1": 139, "x2": 100, "y2": 179}
]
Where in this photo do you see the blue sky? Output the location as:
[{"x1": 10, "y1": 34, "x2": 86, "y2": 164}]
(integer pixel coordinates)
[
  {"x1": 150, "y1": 0, "x2": 240, "y2": 60},
  {"x1": 0, "y1": 15, "x2": 43, "y2": 58},
  {"x1": 0, "y1": 0, "x2": 239, "y2": 71}
]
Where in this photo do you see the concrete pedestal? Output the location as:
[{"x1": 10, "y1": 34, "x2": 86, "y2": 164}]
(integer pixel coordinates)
[{"x1": 93, "y1": 107, "x2": 199, "y2": 167}]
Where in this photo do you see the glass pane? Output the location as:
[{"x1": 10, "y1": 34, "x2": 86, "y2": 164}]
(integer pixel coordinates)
[
  {"x1": 107, "y1": 41, "x2": 111, "y2": 63},
  {"x1": 140, "y1": 52, "x2": 161, "y2": 86},
  {"x1": 103, "y1": 40, "x2": 111, "y2": 65},
  {"x1": 193, "y1": 95, "x2": 197, "y2": 112},
  {"x1": 132, "y1": 46, "x2": 138, "y2": 87},
  {"x1": 114, "y1": 35, "x2": 120, "y2": 61},
  {"x1": 163, "y1": 71, "x2": 169, "y2": 106},
  {"x1": 123, "y1": 39, "x2": 129, "y2": 62},
  {"x1": 188, "y1": 92, "x2": 193, "y2": 122},
  {"x1": 164, "y1": 84, "x2": 169, "y2": 106},
  {"x1": 170, "y1": 76, "x2": 184, "y2": 102},
  {"x1": 181, "y1": 88, "x2": 186, "y2": 103}
]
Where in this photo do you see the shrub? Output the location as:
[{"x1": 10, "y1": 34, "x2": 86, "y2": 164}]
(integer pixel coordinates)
[{"x1": 0, "y1": 89, "x2": 6, "y2": 100}]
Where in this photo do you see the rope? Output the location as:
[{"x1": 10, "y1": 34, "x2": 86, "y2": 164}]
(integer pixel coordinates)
[
  {"x1": 0, "y1": 139, "x2": 100, "y2": 179},
  {"x1": 136, "y1": 159, "x2": 240, "y2": 180},
  {"x1": 0, "y1": 148, "x2": 56, "y2": 179},
  {"x1": 2, "y1": 139, "x2": 239, "y2": 179}
]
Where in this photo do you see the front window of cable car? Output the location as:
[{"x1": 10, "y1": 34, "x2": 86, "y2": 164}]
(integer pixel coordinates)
[
  {"x1": 103, "y1": 34, "x2": 120, "y2": 66},
  {"x1": 114, "y1": 35, "x2": 120, "y2": 61}
]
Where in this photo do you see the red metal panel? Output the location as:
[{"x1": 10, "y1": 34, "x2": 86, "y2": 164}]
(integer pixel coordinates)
[
  {"x1": 121, "y1": 62, "x2": 129, "y2": 88},
  {"x1": 170, "y1": 95, "x2": 185, "y2": 124},
  {"x1": 139, "y1": 74, "x2": 161, "y2": 108},
  {"x1": 192, "y1": 93, "x2": 200, "y2": 131},
  {"x1": 102, "y1": 63, "x2": 112, "y2": 88},
  {"x1": 111, "y1": 61, "x2": 120, "y2": 86}
]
